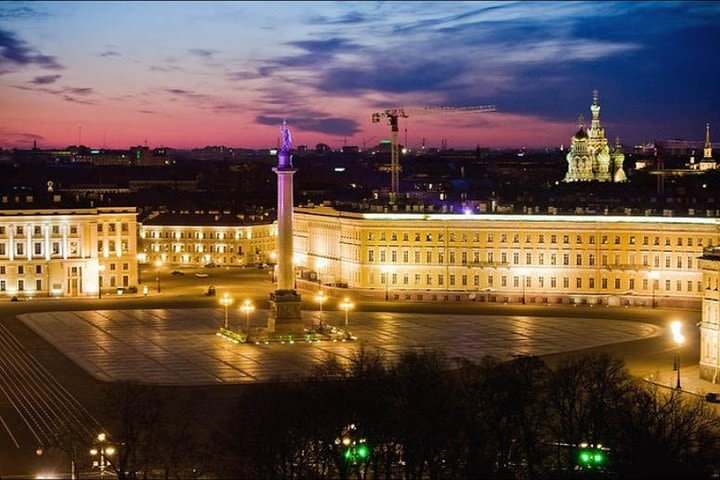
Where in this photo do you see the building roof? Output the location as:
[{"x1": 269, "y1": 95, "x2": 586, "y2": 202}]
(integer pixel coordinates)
[
  {"x1": 573, "y1": 127, "x2": 588, "y2": 140},
  {"x1": 142, "y1": 212, "x2": 274, "y2": 227}
]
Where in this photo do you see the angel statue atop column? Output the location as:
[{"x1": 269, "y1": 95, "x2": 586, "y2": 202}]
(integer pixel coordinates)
[{"x1": 280, "y1": 119, "x2": 292, "y2": 154}]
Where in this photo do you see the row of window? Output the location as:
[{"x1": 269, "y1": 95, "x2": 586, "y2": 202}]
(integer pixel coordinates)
[
  {"x1": 0, "y1": 241, "x2": 78, "y2": 257},
  {"x1": 96, "y1": 240, "x2": 131, "y2": 253},
  {"x1": 148, "y1": 243, "x2": 261, "y2": 254},
  {"x1": 367, "y1": 249, "x2": 698, "y2": 269},
  {"x1": 148, "y1": 254, "x2": 266, "y2": 264},
  {"x1": 0, "y1": 279, "x2": 43, "y2": 292},
  {"x1": 97, "y1": 223, "x2": 130, "y2": 233},
  {"x1": 144, "y1": 229, "x2": 272, "y2": 240},
  {"x1": 0, "y1": 223, "x2": 130, "y2": 237},
  {"x1": 0, "y1": 265, "x2": 43, "y2": 274},
  {"x1": 365, "y1": 230, "x2": 718, "y2": 248},
  {"x1": 373, "y1": 272, "x2": 702, "y2": 292},
  {"x1": 0, "y1": 262, "x2": 129, "y2": 275}
]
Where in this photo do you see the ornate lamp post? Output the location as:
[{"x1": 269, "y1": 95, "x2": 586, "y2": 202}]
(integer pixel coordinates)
[
  {"x1": 315, "y1": 290, "x2": 327, "y2": 313},
  {"x1": 671, "y1": 321, "x2": 685, "y2": 390},
  {"x1": 315, "y1": 290, "x2": 327, "y2": 327},
  {"x1": 98, "y1": 264, "x2": 105, "y2": 300},
  {"x1": 339, "y1": 297, "x2": 354, "y2": 328},
  {"x1": 219, "y1": 293, "x2": 233, "y2": 329},
  {"x1": 90, "y1": 432, "x2": 115, "y2": 477},
  {"x1": 155, "y1": 260, "x2": 163, "y2": 293},
  {"x1": 240, "y1": 299, "x2": 255, "y2": 340}
]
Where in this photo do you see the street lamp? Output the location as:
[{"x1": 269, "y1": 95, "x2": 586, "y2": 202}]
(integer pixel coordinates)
[
  {"x1": 98, "y1": 264, "x2": 105, "y2": 300},
  {"x1": 219, "y1": 293, "x2": 233, "y2": 329},
  {"x1": 649, "y1": 270, "x2": 660, "y2": 308},
  {"x1": 339, "y1": 297, "x2": 354, "y2": 328},
  {"x1": 240, "y1": 299, "x2": 255, "y2": 340},
  {"x1": 90, "y1": 432, "x2": 114, "y2": 477},
  {"x1": 671, "y1": 321, "x2": 685, "y2": 390},
  {"x1": 315, "y1": 290, "x2": 327, "y2": 313},
  {"x1": 315, "y1": 290, "x2": 327, "y2": 326},
  {"x1": 155, "y1": 260, "x2": 163, "y2": 293}
]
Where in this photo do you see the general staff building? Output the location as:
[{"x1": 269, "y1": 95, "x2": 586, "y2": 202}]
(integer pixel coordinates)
[{"x1": 293, "y1": 206, "x2": 720, "y2": 308}]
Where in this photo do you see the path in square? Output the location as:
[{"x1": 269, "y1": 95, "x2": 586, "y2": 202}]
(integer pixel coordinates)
[{"x1": 18, "y1": 309, "x2": 662, "y2": 385}]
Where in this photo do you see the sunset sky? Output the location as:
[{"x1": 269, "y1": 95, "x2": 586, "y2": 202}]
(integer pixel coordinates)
[{"x1": 1, "y1": 1, "x2": 719, "y2": 150}]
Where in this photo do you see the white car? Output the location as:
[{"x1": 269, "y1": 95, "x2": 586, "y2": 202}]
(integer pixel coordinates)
[{"x1": 194, "y1": 273, "x2": 209, "y2": 278}]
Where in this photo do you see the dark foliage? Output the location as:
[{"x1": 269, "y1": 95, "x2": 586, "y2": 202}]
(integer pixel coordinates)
[{"x1": 99, "y1": 352, "x2": 720, "y2": 479}]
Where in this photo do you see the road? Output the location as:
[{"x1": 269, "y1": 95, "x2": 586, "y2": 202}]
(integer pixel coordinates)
[{"x1": 0, "y1": 264, "x2": 710, "y2": 478}]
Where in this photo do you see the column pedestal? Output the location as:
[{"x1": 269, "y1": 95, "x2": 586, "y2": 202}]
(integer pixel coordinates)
[{"x1": 267, "y1": 289, "x2": 303, "y2": 333}]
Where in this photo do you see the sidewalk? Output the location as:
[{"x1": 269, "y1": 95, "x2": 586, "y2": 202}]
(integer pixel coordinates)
[{"x1": 644, "y1": 364, "x2": 720, "y2": 398}]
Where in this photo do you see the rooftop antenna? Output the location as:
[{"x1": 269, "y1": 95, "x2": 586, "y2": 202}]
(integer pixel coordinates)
[{"x1": 78, "y1": 124, "x2": 82, "y2": 147}]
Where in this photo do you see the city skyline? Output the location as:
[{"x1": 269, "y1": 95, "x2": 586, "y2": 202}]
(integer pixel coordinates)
[{"x1": 1, "y1": 1, "x2": 719, "y2": 150}]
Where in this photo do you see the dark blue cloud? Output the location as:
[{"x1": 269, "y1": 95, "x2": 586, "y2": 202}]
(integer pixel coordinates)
[
  {"x1": 0, "y1": 5, "x2": 48, "y2": 19},
  {"x1": 188, "y1": 48, "x2": 217, "y2": 58},
  {"x1": 441, "y1": 18, "x2": 720, "y2": 142},
  {"x1": 0, "y1": 28, "x2": 63, "y2": 73},
  {"x1": 272, "y1": 37, "x2": 363, "y2": 69},
  {"x1": 316, "y1": 60, "x2": 465, "y2": 94},
  {"x1": 309, "y1": 11, "x2": 367, "y2": 25},
  {"x1": 31, "y1": 74, "x2": 61, "y2": 84},
  {"x1": 256, "y1": 113, "x2": 359, "y2": 136},
  {"x1": 301, "y1": 2, "x2": 720, "y2": 144}
]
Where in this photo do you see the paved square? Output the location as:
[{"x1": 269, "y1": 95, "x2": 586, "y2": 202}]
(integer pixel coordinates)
[{"x1": 18, "y1": 309, "x2": 661, "y2": 385}]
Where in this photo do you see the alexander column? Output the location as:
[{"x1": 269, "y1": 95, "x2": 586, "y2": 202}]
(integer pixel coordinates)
[{"x1": 268, "y1": 120, "x2": 302, "y2": 332}]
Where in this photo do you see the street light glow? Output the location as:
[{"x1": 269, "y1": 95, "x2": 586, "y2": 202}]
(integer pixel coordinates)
[
  {"x1": 671, "y1": 321, "x2": 685, "y2": 345},
  {"x1": 240, "y1": 299, "x2": 255, "y2": 340},
  {"x1": 219, "y1": 293, "x2": 233, "y2": 330},
  {"x1": 315, "y1": 290, "x2": 327, "y2": 314},
  {"x1": 340, "y1": 297, "x2": 354, "y2": 328}
]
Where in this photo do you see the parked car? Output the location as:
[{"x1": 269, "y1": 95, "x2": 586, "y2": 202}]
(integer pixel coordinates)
[
  {"x1": 10, "y1": 295, "x2": 19, "y2": 302},
  {"x1": 706, "y1": 392, "x2": 720, "y2": 403},
  {"x1": 206, "y1": 286, "x2": 216, "y2": 296},
  {"x1": 194, "y1": 273, "x2": 209, "y2": 278},
  {"x1": 171, "y1": 270, "x2": 185, "y2": 276},
  {"x1": 204, "y1": 262, "x2": 218, "y2": 268}
]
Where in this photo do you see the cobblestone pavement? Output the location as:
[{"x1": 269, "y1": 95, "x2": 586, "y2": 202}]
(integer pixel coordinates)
[{"x1": 18, "y1": 309, "x2": 662, "y2": 385}]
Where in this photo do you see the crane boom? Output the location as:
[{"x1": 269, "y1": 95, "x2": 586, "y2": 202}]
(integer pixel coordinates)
[{"x1": 371, "y1": 104, "x2": 496, "y2": 202}]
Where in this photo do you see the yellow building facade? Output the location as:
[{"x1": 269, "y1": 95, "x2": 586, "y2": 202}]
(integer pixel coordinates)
[
  {"x1": 139, "y1": 221, "x2": 277, "y2": 267},
  {"x1": 0, "y1": 206, "x2": 138, "y2": 297},
  {"x1": 699, "y1": 247, "x2": 720, "y2": 383},
  {"x1": 294, "y1": 206, "x2": 720, "y2": 307}
]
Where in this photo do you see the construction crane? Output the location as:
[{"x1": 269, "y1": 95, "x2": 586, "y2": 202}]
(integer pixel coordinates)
[{"x1": 371, "y1": 105, "x2": 496, "y2": 202}]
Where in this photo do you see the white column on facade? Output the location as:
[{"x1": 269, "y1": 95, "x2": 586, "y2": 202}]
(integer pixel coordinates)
[
  {"x1": 62, "y1": 223, "x2": 68, "y2": 259},
  {"x1": 8, "y1": 223, "x2": 14, "y2": 261},
  {"x1": 45, "y1": 224, "x2": 50, "y2": 260},
  {"x1": 116, "y1": 222, "x2": 122, "y2": 257},
  {"x1": 26, "y1": 223, "x2": 31, "y2": 260}
]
